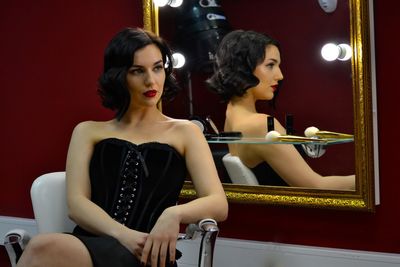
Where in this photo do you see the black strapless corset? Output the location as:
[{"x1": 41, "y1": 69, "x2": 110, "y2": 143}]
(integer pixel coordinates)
[
  {"x1": 251, "y1": 161, "x2": 289, "y2": 186},
  {"x1": 73, "y1": 138, "x2": 187, "y2": 234}
]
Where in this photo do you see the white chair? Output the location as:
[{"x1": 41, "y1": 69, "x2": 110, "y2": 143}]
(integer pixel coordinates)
[
  {"x1": 3, "y1": 172, "x2": 219, "y2": 267},
  {"x1": 222, "y1": 153, "x2": 260, "y2": 185}
]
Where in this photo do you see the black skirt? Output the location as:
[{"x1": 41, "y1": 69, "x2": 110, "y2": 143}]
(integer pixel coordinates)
[{"x1": 71, "y1": 233, "x2": 180, "y2": 267}]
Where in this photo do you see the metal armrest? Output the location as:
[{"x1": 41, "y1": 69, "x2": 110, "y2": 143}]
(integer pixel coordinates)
[
  {"x1": 178, "y1": 219, "x2": 219, "y2": 267},
  {"x1": 3, "y1": 229, "x2": 31, "y2": 267}
]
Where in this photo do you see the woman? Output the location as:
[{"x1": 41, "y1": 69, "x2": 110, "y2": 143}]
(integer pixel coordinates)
[
  {"x1": 17, "y1": 28, "x2": 228, "y2": 267},
  {"x1": 207, "y1": 29, "x2": 354, "y2": 190}
]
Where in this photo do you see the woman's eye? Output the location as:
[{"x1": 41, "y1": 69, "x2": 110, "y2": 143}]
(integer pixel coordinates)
[
  {"x1": 266, "y1": 63, "x2": 275, "y2": 69},
  {"x1": 130, "y1": 68, "x2": 143, "y2": 74},
  {"x1": 154, "y1": 65, "x2": 163, "y2": 71}
]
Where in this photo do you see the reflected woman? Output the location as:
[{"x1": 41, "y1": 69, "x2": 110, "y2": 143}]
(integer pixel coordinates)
[{"x1": 207, "y1": 29, "x2": 355, "y2": 190}]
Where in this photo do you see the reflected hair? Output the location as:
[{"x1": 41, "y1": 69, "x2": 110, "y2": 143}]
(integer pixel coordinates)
[
  {"x1": 206, "y1": 30, "x2": 281, "y2": 102},
  {"x1": 98, "y1": 27, "x2": 179, "y2": 120}
]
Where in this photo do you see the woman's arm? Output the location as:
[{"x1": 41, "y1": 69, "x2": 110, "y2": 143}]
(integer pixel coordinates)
[
  {"x1": 242, "y1": 116, "x2": 355, "y2": 190},
  {"x1": 141, "y1": 121, "x2": 228, "y2": 267},
  {"x1": 66, "y1": 122, "x2": 148, "y2": 258},
  {"x1": 172, "y1": 121, "x2": 228, "y2": 223}
]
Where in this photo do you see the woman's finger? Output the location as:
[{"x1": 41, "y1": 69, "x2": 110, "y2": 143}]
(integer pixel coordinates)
[
  {"x1": 150, "y1": 241, "x2": 161, "y2": 267},
  {"x1": 160, "y1": 241, "x2": 172, "y2": 267},
  {"x1": 168, "y1": 239, "x2": 176, "y2": 264},
  {"x1": 141, "y1": 239, "x2": 153, "y2": 266}
]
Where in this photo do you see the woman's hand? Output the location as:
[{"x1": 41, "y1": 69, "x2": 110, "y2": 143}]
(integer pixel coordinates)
[
  {"x1": 141, "y1": 207, "x2": 180, "y2": 267},
  {"x1": 117, "y1": 229, "x2": 149, "y2": 261}
]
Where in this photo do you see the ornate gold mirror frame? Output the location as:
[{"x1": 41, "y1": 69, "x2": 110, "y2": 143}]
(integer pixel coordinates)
[{"x1": 142, "y1": 0, "x2": 376, "y2": 211}]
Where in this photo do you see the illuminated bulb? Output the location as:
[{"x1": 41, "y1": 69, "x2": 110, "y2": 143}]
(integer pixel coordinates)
[
  {"x1": 265, "y1": 130, "x2": 281, "y2": 141},
  {"x1": 169, "y1": 0, "x2": 182, "y2": 7},
  {"x1": 172, "y1": 52, "x2": 185, "y2": 69},
  {"x1": 337, "y1": 43, "x2": 352, "y2": 61},
  {"x1": 304, "y1": 126, "x2": 320, "y2": 137},
  {"x1": 153, "y1": 0, "x2": 169, "y2": 7},
  {"x1": 321, "y1": 43, "x2": 339, "y2": 61},
  {"x1": 153, "y1": 0, "x2": 182, "y2": 7},
  {"x1": 321, "y1": 43, "x2": 352, "y2": 61},
  {"x1": 318, "y1": 0, "x2": 338, "y2": 13}
]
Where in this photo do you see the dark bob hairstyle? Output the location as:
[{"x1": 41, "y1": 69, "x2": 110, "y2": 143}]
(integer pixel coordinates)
[
  {"x1": 98, "y1": 27, "x2": 179, "y2": 120},
  {"x1": 206, "y1": 30, "x2": 280, "y2": 102}
]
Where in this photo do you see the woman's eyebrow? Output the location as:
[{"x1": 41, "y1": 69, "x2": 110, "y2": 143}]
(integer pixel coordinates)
[
  {"x1": 131, "y1": 59, "x2": 163, "y2": 68},
  {"x1": 266, "y1": 58, "x2": 279, "y2": 63}
]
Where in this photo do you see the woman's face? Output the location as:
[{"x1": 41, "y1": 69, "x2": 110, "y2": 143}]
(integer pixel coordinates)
[
  {"x1": 126, "y1": 44, "x2": 166, "y2": 108},
  {"x1": 250, "y1": 45, "x2": 283, "y2": 101}
]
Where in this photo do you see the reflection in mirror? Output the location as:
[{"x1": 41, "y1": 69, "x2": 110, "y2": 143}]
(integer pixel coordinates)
[
  {"x1": 206, "y1": 28, "x2": 355, "y2": 191},
  {"x1": 143, "y1": 0, "x2": 376, "y2": 211}
]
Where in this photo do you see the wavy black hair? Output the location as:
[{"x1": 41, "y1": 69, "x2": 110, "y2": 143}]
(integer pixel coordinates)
[
  {"x1": 98, "y1": 27, "x2": 180, "y2": 120},
  {"x1": 206, "y1": 30, "x2": 281, "y2": 102}
]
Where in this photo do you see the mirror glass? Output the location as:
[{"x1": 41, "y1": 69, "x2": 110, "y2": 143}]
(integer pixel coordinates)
[{"x1": 142, "y1": 0, "x2": 376, "y2": 211}]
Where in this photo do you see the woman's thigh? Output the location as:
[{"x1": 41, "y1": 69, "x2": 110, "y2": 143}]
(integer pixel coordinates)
[{"x1": 17, "y1": 233, "x2": 92, "y2": 267}]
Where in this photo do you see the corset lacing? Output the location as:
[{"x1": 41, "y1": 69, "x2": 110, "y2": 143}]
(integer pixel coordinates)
[{"x1": 112, "y1": 147, "x2": 149, "y2": 225}]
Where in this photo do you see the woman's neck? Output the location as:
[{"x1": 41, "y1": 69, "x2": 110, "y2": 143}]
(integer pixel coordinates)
[
  {"x1": 228, "y1": 94, "x2": 258, "y2": 113},
  {"x1": 118, "y1": 106, "x2": 165, "y2": 126}
]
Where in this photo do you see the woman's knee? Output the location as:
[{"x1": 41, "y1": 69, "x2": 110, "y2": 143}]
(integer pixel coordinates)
[
  {"x1": 23, "y1": 234, "x2": 57, "y2": 259},
  {"x1": 18, "y1": 233, "x2": 92, "y2": 267}
]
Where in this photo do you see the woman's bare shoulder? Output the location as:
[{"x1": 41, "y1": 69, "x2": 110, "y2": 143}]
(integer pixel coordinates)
[
  {"x1": 72, "y1": 120, "x2": 108, "y2": 133},
  {"x1": 165, "y1": 118, "x2": 201, "y2": 133},
  {"x1": 71, "y1": 120, "x2": 113, "y2": 142},
  {"x1": 230, "y1": 113, "x2": 269, "y2": 136}
]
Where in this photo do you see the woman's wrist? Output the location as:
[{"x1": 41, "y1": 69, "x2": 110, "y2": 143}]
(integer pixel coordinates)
[
  {"x1": 109, "y1": 224, "x2": 128, "y2": 241},
  {"x1": 165, "y1": 206, "x2": 182, "y2": 223}
]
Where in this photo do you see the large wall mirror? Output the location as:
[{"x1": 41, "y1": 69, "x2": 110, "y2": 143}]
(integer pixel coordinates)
[{"x1": 142, "y1": 0, "x2": 377, "y2": 211}]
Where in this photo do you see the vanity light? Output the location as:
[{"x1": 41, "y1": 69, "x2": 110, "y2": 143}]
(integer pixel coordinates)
[
  {"x1": 153, "y1": 0, "x2": 182, "y2": 7},
  {"x1": 172, "y1": 52, "x2": 186, "y2": 69},
  {"x1": 318, "y1": 0, "x2": 338, "y2": 13},
  {"x1": 336, "y1": 44, "x2": 352, "y2": 61},
  {"x1": 321, "y1": 43, "x2": 352, "y2": 61}
]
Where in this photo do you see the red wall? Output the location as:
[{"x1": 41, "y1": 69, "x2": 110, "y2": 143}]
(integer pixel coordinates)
[
  {"x1": 1, "y1": 1, "x2": 400, "y2": 265},
  {"x1": 0, "y1": 0, "x2": 140, "y2": 217}
]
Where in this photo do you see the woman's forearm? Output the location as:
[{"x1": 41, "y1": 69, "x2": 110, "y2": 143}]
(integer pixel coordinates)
[
  {"x1": 68, "y1": 195, "x2": 128, "y2": 239},
  {"x1": 318, "y1": 175, "x2": 355, "y2": 190},
  {"x1": 168, "y1": 194, "x2": 228, "y2": 225}
]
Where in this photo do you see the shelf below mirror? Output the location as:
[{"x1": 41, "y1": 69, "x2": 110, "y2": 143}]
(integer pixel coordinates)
[{"x1": 206, "y1": 136, "x2": 354, "y2": 145}]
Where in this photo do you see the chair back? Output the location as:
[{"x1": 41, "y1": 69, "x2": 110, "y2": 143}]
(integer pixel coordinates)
[
  {"x1": 222, "y1": 153, "x2": 259, "y2": 185},
  {"x1": 30, "y1": 172, "x2": 76, "y2": 233}
]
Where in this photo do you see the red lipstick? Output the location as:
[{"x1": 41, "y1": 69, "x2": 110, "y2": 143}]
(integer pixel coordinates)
[{"x1": 143, "y1": 90, "x2": 157, "y2": 97}]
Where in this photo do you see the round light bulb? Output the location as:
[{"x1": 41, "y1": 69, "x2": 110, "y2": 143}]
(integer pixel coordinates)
[
  {"x1": 169, "y1": 0, "x2": 183, "y2": 7},
  {"x1": 337, "y1": 43, "x2": 352, "y2": 61},
  {"x1": 153, "y1": 0, "x2": 169, "y2": 7},
  {"x1": 321, "y1": 43, "x2": 340, "y2": 61},
  {"x1": 172, "y1": 52, "x2": 185, "y2": 69}
]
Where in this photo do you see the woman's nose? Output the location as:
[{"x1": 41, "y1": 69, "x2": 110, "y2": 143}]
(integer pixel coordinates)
[
  {"x1": 276, "y1": 68, "x2": 284, "y2": 81},
  {"x1": 144, "y1": 71, "x2": 155, "y2": 85}
]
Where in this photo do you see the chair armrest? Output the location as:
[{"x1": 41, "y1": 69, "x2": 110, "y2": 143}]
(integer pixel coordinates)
[
  {"x1": 178, "y1": 219, "x2": 219, "y2": 267},
  {"x1": 178, "y1": 218, "x2": 219, "y2": 241},
  {"x1": 3, "y1": 229, "x2": 31, "y2": 267}
]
